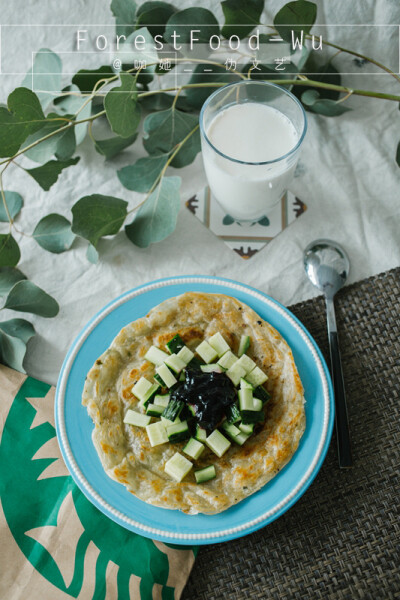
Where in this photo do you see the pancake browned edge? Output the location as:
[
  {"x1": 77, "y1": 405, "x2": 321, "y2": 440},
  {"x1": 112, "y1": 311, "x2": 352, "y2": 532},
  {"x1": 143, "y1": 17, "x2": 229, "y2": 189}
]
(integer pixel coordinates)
[{"x1": 82, "y1": 292, "x2": 306, "y2": 515}]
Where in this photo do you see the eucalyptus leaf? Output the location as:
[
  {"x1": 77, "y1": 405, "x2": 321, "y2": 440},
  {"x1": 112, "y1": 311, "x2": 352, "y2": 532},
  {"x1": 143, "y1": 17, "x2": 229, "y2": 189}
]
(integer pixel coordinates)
[
  {"x1": 55, "y1": 85, "x2": 92, "y2": 145},
  {"x1": 86, "y1": 244, "x2": 99, "y2": 264},
  {"x1": 71, "y1": 66, "x2": 115, "y2": 94},
  {"x1": 274, "y1": 0, "x2": 317, "y2": 43},
  {"x1": 55, "y1": 126, "x2": 76, "y2": 160},
  {"x1": 221, "y1": 0, "x2": 264, "y2": 39},
  {"x1": 125, "y1": 176, "x2": 181, "y2": 247},
  {"x1": 301, "y1": 90, "x2": 351, "y2": 116},
  {"x1": 115, "y1": 27, "x2": 158, "y2": 70},
  {"x1": 21, "y1": 49, "x2": 62, "y2": 110},
  {"x1": 25, "y1": 157, "x2": 80, "y2": 191},
  {"x1": 94, "y1": 132, "x2": 138, "y2": 160},
  {"x1": 185, "y1": 64, "x2": 239, "y2": 109},
  {"x1": 0, "y1": 235, "x2": 20, "y2": 267},
  {"x1": 33, "y1": 213, "x2": 75, "y2": 254},
  {"x1": 0, "y1": 87, "x2": 45, "y2": 158},
  {"x1": 222, "y1": 215, "x2": 235, "y2": 225},
  {"x1": 111, "y1": 0, "x2": 137, "y2": 36},
  {"x1": 136, "y1": 1, "x2": 177, "y2": 37},
  {"x1": 22, "y1": 114, "x2": 71, "y2": 164},
  {"x1": 139, "y1": 92, "x2": 192, "y2": 112},
  {"x1": 118, "y1": 154, "x2": 168, "y2": 192},
  {"x1": 104, "y1": 73, "x2": 141, "y2": 138},
  {"x1": 0, "y1": 328, "x2": 27, "y2": 372},
  {"x1": 143, "y1": 107, "x2": 200, "y2": 167},
  {"x1": 4, "y1": 280, "x2": 59, "y2": 317},
  {"x1": 295, "y1": 58, "x2": 342, "y2": 101},
  {"x1": 71, "y1": 194, "x2": 128, "y2": 247},
  {"x1": 0, "y1": 192, "x2": 23, "y2": 222},
  {"x1": 0, "y1": 318, "x2": 35, "y2": 344},
  {"x1": 165, "y1": 8, "x2": 219, "y2": 45},
  {"x1": 396, "y1": 141, "x2": 400, "y2": 167},
  {"x1": 0, "y1": 267, "x2": 26, "y2": 296}
]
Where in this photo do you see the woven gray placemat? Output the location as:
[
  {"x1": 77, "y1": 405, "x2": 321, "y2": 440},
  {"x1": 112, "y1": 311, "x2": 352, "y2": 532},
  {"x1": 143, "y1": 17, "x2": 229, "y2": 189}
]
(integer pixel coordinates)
[{"x1": 182, "y1": 267, "x2": 400, "y2": 600}]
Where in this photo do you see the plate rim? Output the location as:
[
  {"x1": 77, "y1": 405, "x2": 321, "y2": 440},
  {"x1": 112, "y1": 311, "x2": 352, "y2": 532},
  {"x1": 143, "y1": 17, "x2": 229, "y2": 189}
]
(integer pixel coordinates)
[{"x1": 55, "y1": 275, "x2": 334, "y2": 544}]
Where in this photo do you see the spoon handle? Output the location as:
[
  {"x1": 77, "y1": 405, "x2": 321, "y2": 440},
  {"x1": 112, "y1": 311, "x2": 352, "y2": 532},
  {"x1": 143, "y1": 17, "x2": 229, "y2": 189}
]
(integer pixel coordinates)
[{"x1": 326, "y1": 299, "x2": 353, "y2": 468}]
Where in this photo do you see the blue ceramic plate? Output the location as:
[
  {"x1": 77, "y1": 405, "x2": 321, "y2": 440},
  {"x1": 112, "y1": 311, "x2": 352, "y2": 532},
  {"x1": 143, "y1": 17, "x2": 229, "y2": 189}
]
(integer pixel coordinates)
[{"x1": 55, "y1": 276, "x2": 334, "y2": 545}]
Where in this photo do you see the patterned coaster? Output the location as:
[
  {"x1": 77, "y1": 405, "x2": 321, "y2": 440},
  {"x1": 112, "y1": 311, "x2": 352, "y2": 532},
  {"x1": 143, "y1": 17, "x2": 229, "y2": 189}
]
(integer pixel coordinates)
[{"x1": 186, "y1": 186, "x2": 307, "y2": 259}]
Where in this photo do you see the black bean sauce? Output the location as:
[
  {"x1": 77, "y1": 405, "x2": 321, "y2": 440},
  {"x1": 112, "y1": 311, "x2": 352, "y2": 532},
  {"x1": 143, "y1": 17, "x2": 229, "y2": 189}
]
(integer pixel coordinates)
[{"x1": 170, "y1": 369, "x2": 237, "y2": 432}]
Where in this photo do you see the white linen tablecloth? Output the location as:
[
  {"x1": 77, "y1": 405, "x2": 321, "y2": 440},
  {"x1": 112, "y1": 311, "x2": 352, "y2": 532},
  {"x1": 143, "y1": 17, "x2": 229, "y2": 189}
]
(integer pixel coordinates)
[{"x1": 1, "y1": 0, "x2": 399, "y2": 384}]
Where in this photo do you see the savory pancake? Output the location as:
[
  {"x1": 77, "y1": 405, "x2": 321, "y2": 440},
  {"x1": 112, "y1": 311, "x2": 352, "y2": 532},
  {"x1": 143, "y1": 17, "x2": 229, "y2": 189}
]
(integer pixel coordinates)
[{"x1": 82, "y1": 292, "x2": 305, "y2": 514}]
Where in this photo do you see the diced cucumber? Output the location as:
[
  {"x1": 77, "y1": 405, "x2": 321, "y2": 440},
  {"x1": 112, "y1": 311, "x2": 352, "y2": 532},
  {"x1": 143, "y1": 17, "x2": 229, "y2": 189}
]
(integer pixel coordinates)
[
  {"x1": 235, "y1": 354, "x2": 256, "y2": 375},
  {"x1": 183, "y1": 437, "x2": 205, "y2": 460},
  {"x1": 232, "y1": 431, "x2": 251, "y2": 445},
  {"x1": 238, "y1": 388, "x2": 254, "y2": 411},
  {"x1": 166, "y1": 334, "x2": 185, "y2": 354},
  {"x1": 240, "y1": 378, "x2": 254, "y2": 390},
  {"x1": 205, "y1": 430, "x2": 231, "y2": 457},
  {"x1": 155, "y1": 364, "x2": 177, "y2": 388},
  {"x1": 208, "y1": 332, "x2": 230, "y2": 357},
  {"x1": 177, "y1": 346, "x2": 194, "y2": 365},
  {"x1": 238, "y1": 335, "x2": 250, "y2": 357},
  {"x1": 226, "y1": 403, "x2": 241, "y2": 424},
  {"x1": 195, "y1": 340, "x2": 218, "y2": 364},
  {"x1": 132, "y1": 377, "x2": 159, "y2": 404},
  {"x1": 161, "y1": 415, "x2": 181, "y2": 426},
  {"x1": 179, "y1": 371, "x2": 186, "y2": 381},
  {"x1": 145, "y1": 345, "x2": 169, "y2": 366},
  {"x1": 239, "y1": 422, "x2": 254, "y2": 434},
  {"x1": 222, "y1": 421, "x2": 241, "y2": 440},
  {"x1": 253, "y1": 385, "x2": 271, "y2": 403},
  {"x1": 187, "y1": 356, "x2": 204, "y2": 370},
  {"x1": 240, "y1": 410, "x2": 265, "y2": 424},
  {"x1": 164, "y1": 353, "x2": 186, "y2": 374},
  {"x1": 154, "y1": 373, "x2": 166, "y2": 387},
  {"x1": 246, "y1": 366, "x2": 268, "y2": 387},
  {"x1": 226, "y1": 363, "x2": 247, "y2": 387},
  {"x1": 200, "y1": 364, "x2": 223, "y2": 373},
  {"x1": 154, "y1": 394, "x2": 170, "y2": 407},
  {"x1": 124, "y1": 409, "x2": 151, "y2": 427},
  {"x1": 187, "y1": 403, "x2": 197, "y2": 417},
  {"x1": 145, "y1": 403, "x2": 165, "y2": 417},
  {"x1": 194, "y1": 424, "x2": 207, "y2": 442},
  {"x1": 165, "y1": 452, "x2": 193, "y2": 482},
  {"x1": 195, "y1": 465, "x2": 216, "y2": 483},
  {"x1": 218, "y1": 350, "x2": 238, "y2": 370},
  {"x1": 253, "y1": 398, "x2": 263, "y2": 411},
  {"x1": 166, "y1": 420, "x2": 190, "y2": 443},
  {"x1": 162, "y1": 398, "x2": 184, "y2": 421},
  {"x1": 146, "y1": 421, "x2": 168, "y2": 446}
]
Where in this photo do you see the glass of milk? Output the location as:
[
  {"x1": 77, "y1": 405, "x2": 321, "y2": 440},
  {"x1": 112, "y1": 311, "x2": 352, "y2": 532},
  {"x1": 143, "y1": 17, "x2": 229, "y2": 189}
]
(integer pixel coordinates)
[{"x1": 200, "y1": 80, "x2": 307, "y2": 222}]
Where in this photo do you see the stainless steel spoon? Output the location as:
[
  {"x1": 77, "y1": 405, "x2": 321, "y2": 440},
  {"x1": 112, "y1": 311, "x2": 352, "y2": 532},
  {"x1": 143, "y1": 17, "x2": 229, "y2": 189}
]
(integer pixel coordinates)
[{"x1": 304, "y1": 239, "x2": 352, "y2": 468}]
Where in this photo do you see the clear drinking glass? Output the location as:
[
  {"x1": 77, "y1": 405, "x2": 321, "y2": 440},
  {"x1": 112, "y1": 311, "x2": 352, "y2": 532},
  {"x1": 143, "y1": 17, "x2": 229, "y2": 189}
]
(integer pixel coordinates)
[{"x1": 199, "y1": 80, "x2": 307, "y2": 222}]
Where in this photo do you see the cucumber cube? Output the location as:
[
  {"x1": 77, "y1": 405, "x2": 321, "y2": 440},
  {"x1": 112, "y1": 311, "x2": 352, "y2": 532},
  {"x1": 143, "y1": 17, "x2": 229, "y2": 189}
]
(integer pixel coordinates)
[
  {"x1": 132, "y1": 377, "x2": 158, "y2": 403},
  {"x1": 226, "y1": 364, "x2": 247, "y2": 387},
  {"x1": 206, "y1": 430, "x2": 231, "y2": 457},
  {"x1": 240, "y1": 378, "x2": 254, "y2": 390},
  {"x1": 239, "y1": 422, "x2": 254, "y2": 434},
  {"x1": 177, "y1": 346, "x2": 194, "y2": 365},
  {"x1": 183, "y1": 437, "x2": 205, "y2": 460},
  {"x1": 238, "y1": 388, "x2": 254, "y2": 410},
  {"x1": 195, "y1": 465, "x2": 216, "y2": 483},
  {"x1": 146, "y1": 421, "x2": 168, "y2": 446},
  {"x1": 222, "y1": 422, "x2": 241, "y2": 439},
  {"x1": 164, "y1": 353, "x2": 186, "y2": 374},
  {"x1": 145, "y1": 403, "x2": 165, "y2": 417},
  {"x1": 195, "y1": 340, "x2": 218, "y2": 364},
  {"x1": 165, "y1": 452, "x2": 193, "y2": 482},
  {"x1": 155, "y1": 364, "x2": 177, "y2": 388},
  {"x1": 166, "y1": 420, "x2": 190, "y2": 443},
  {"x1": 154, "y1": 394, "x2": 170, "y2": 407},
  {"x1": 246, "y1": 366, "x2": 268, "y2": 387},
  {"x1": 218, "y1": 351, "x2": 238, "y2": 370},
  {"x1": 238, "y1": 335, "x2": 250, "y2": 357},
  {"x1": 208, "y1": 332, "x2": 230, "y2": 357},
  {"x1": 235, "y1": 354, "x2": 256, "y2": 374},
  {"x1": 194, "y1": 425, "x2": 207, "y2": 443},
  {"x1": 124, "y1": 410, "x2": 151, "y2": 427},
  {"x1": 161, "y1": 415, "x2": 181, "y2": 426},
  {"x1": 253, "y1": 398, "x2": 263, "y2": 411},
  {"x1": 200, "y1": 364, "x2": 223, "y2": 373},
  {"x1": 226, "y1": 403, "x2": 241, "y2": 424},
  {"x1": 232, "y1": 431, "x2": 251, "y2": 445},
  {"x1": 240, "y1": 410, "x2": 265, "y2": 424},
  {"x1": 166, "y1": 334, "x2": 184, "y2": 354},
  {"x1": 145, "y1": 345, "x2": 169, "y2": 366}
]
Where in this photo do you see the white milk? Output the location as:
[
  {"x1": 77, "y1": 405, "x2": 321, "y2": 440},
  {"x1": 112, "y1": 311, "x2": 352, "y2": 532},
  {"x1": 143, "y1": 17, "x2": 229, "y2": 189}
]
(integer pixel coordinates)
[{"x1": 202, "y1": 102, "x2": 299, "y2": 220}]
